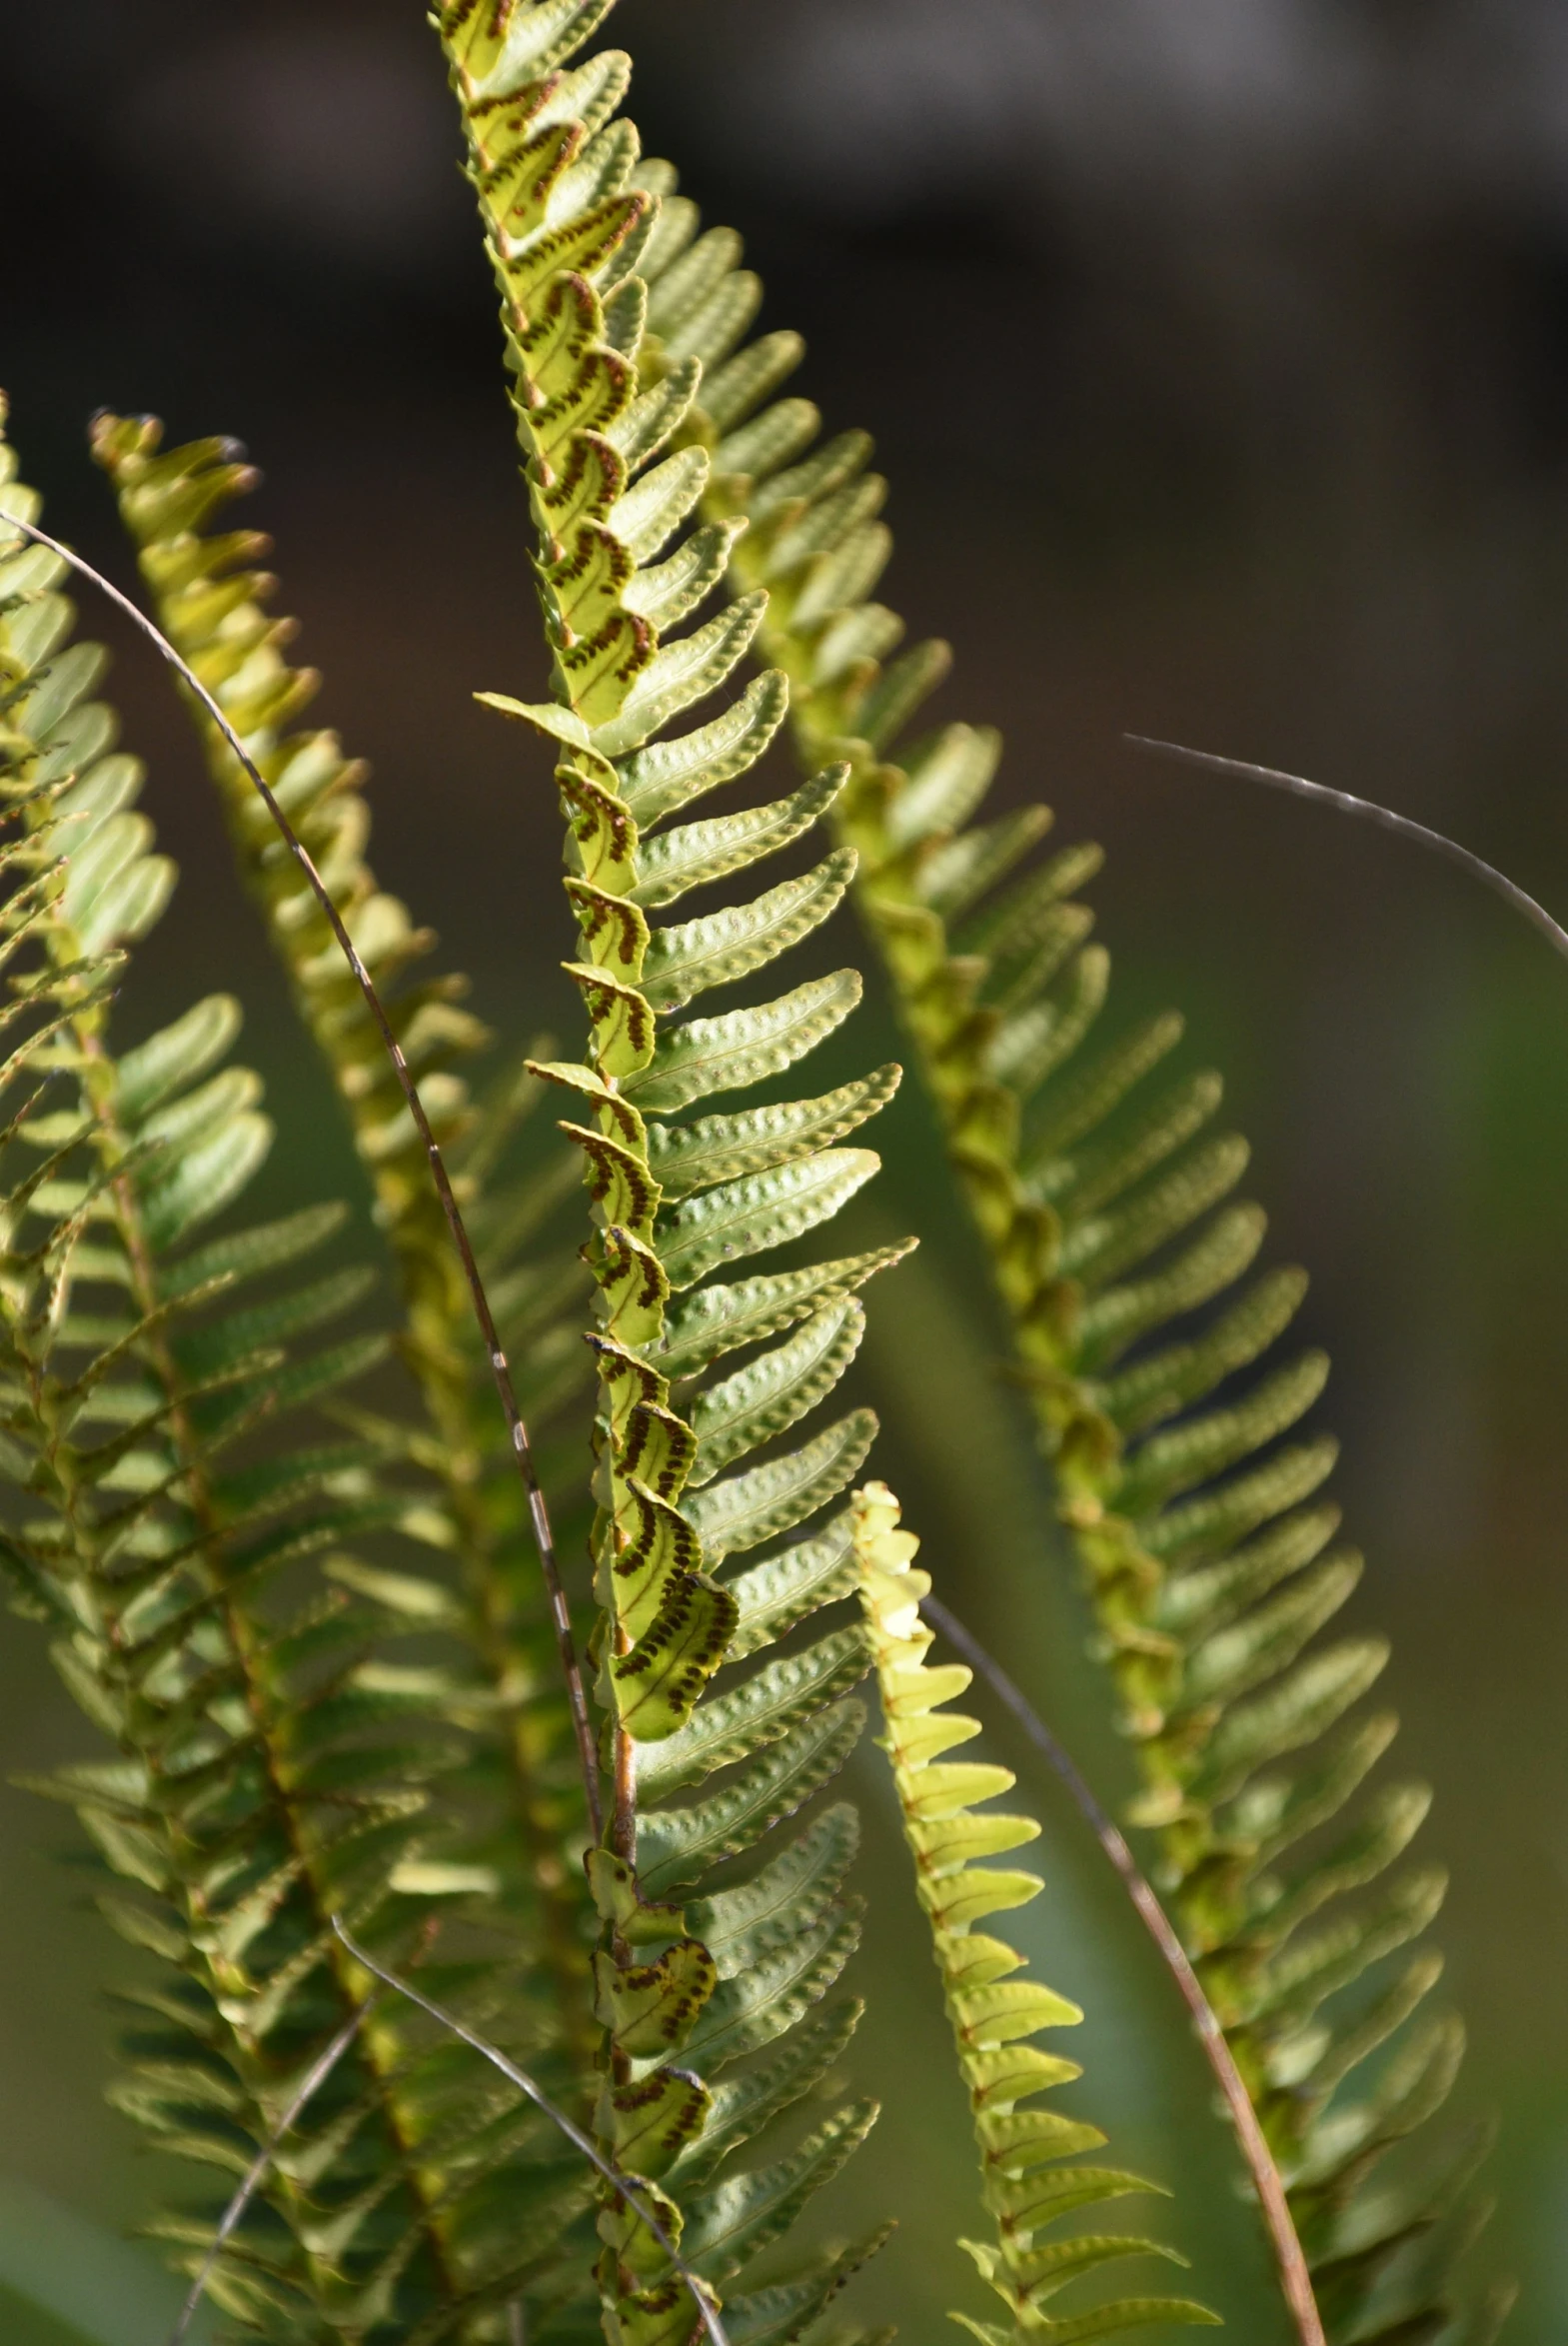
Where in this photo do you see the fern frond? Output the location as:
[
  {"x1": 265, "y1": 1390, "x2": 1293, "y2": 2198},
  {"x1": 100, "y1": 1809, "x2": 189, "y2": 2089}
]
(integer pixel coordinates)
[
  {"x1": 89, "y1": 410, "x2": 602, "y2": 2072},
  {"x1": 851, "y1": 1482, "x2": 1217, "y2": 2345},
  {"x1": 429, "y1": 12, "x2": 921, "y2": 2337},
  {"x1": 0, "y1": 407, "x2": 598, "y2": 2341},
  {"x1": 596, "y1": 151, "x2": 1500, "y2": 2342}
]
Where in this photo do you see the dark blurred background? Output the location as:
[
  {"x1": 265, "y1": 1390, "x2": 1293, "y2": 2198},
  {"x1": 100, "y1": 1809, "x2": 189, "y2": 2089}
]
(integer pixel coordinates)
[{"x1": 6, "y1": 1, "x2": 1568, "y2": 2338}]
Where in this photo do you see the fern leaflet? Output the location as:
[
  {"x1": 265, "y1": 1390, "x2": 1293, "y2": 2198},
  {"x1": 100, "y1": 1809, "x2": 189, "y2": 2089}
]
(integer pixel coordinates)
[
  {"x1": 0, "y1": 400, "x2": 600, "y2": 2343},
  {"x1": 89, "y1": 408, "x2": 603, "y2": 2072},
  {"x1": 596, "y1": 127, "x2": 1502, "y2": 2345},
  {"x1": 852, "y1": 1482, "x2": 1217, "y2": 2346},
  {"x1": 430, "y1": 9, "x2": 918, "y2": 2343}
]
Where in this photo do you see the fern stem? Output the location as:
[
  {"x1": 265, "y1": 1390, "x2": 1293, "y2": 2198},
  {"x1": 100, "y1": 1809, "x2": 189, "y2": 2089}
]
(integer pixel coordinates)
[
  {"x1": 612, "y1": 1709, "x2": 638, "y2": 1869},
  {"x1": 4, "y1": 508, "x2": 605, "y2": 1841},
  {"x1": 922, "y1": 1593, "x2": 1324, "y2": 2346}
]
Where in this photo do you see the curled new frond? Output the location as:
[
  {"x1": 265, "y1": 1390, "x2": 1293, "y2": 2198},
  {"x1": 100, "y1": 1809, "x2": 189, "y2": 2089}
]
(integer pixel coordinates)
[{"x1": 852, "y1": 1482, "x2": 1218, "y2": 2346}]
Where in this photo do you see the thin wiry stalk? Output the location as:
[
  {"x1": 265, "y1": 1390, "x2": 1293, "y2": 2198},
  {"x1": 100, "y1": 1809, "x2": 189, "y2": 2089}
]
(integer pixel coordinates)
[
  {"x1": 1126, "y1": 734, "x2": 1568, "y2": 961},
  {"x1": 329, "y1": 1921, "x2": 732, "y2": 2346},
  {"x1": 923, "y1": 1594, "x2": 1325, "y2": 2346},
  {"x1": 7, "y1": 511, "x2": 603, "y2": 1841},
  {"x1": 168, "y1": 2000, "x2": 380, "y2": 2346}
]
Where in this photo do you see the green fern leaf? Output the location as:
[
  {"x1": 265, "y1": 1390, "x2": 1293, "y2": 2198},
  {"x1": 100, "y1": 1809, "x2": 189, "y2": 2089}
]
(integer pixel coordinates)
[
  {"x1": 684, "y1": 1410, "x2": 877, "y2": 1560},
  {"x1": 627, "y1": 968, "x2": 864, "y2": 1114},
  {"x1": 647, "y1": 1069, "x2": 900, "y2": 1198},
  {"x1": 427, "y1": 15, "x2": 928, "y2": 2336},
  {"x1": 641, "y1": 849, "x2": 857, "y2": 1013},
  {"x1": 633, "y1": 168, "x2": 1499, "y2": 2324},
  {"x1": 635, "y1": 766, "x2": 848, "y2": 908},
  {"x1": 660, "y1": 1152, "x2": 879, "y2": 1289},
  {"x1": 690, "y1": 1302, "x2": 867, "y2": 1482},
  {"x1": 1, "y1": 408, "x2": 591, "y2": 2337},
  {"x1": 853, "y1": 1482, "x2": 1218, "y2": 2345},
  {"x1": 726, "y1": 1514, "x2": 859, "y2": 1662},
  {"x1": 635, "y1": 1702, "x2": 866, "y2": 1895},
  {"x1": 618, "y1": 671, "x2": 791, "y2": 828},
  {"x1": 656, "y1": 1243, "x2": 913, "y2": 1380},
  {"x1": 90, "y1": 409, "x2": 606, "y2": 2125}
]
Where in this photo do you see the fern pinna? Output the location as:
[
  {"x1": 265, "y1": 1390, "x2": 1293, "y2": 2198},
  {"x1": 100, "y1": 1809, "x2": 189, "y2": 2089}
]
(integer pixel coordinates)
[
  {"x1": 852, "y1": 1481, "x2": 1216, "y2": 2346},
  {"x1": 87, "y1": 407, "x2": 603, "y2": 2070},
  {"x1": 0, "y1": 409, "x2": 616, "y2": 2339},
  {"x1": 570, "y1": 65, "x2": 1503, "y2": 2346},
  {"x1": 429, "y1": 9, "x2": 920, "y2": 2345}
]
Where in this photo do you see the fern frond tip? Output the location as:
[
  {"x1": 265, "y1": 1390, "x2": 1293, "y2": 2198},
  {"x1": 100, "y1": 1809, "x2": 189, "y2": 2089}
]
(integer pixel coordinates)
[{"x1": 852, "y1": 1480, "x2": 1218, "y2": 2344}]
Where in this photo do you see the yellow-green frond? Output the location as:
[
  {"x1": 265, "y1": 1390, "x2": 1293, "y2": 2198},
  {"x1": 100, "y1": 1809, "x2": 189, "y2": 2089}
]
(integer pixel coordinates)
[{"x1": 852, "y1": 1482, "x2": 1219, "y2": 2345}]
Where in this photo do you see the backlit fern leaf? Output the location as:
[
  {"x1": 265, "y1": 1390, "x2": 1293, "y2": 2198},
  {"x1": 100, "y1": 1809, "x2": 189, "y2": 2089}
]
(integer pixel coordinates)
[
  {"x1": 0, "y1": 403, "x2": 602, "y2": 2343},
  {"x1": 852, "y1": 1481, "x2": 1217, "y2": 2346},
  {"x1": 431, "y1": 10, "x2": 916, "y2": 2340},
  {"x1": 603, "y1": 144, "x2": 1497, "y2": 2345},
  {"x1": 88, "y1": 411, "x2": 602, "y2": 2074}
]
